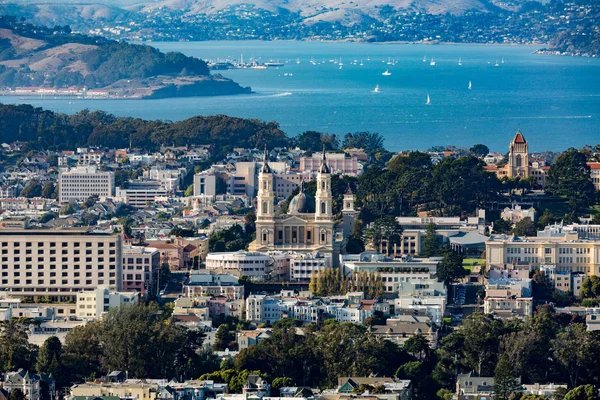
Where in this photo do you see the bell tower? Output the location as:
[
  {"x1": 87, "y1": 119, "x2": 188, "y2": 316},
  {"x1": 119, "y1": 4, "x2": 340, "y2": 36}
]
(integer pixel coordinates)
[
  {"x1": 256, "y1": 146, "x2": 275, "y2": 220},
  {"x1": 508, "y1": 130, "x2": 530, "y2": 178},
  {"x1": 315, "y1": 147, "x2": 333, "y2": 221},
  {"x1": 342, "y1": 184, "x2": 356, "y2": 237}
]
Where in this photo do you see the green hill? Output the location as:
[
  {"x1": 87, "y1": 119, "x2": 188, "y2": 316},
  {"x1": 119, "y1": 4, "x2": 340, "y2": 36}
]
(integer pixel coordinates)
[{"x1": 0, "y1": 15, "x2": 250, "y2": 98}]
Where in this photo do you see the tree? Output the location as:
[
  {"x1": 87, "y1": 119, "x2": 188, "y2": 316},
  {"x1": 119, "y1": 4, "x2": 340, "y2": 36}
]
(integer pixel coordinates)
[
  {"x1": 184, "y1": 184, "x2": 194, "y2": 196},
  {"x1": 494, "y1": 355, "x2": 522, "y2": 400},
  {"x1": 545, "y1": 149, "x2": 596, "y2": 211},
  {"x1": 9, "y1": 389, "x2": 25, "y2": 400},
  {"x1": 552, "y1": 324, "x2": 596, "y2": 388},
  {"x1": 36, "y1": 336, "x2": 63, "y2": 385},
  {"x1": 493, "y1": 218, "x2": 512, "y2": 234},
  {"x1": 20, "y1": 179, "x2": 42, "y2": 198},
  {"x1": 272, "y1": 377, "x2": 294, "y2": 391},
  {"x1": 0, "y1": 319, "x2": 35, "y2": 373},
  {"x1": 295, "y1": 131, "x2": 338, "y2": 151},
  {"x1": 512, "y1": 217, "x2": 536, "y2": 236},
  {"x1": 435, "y1": 247, "x2": 467, "y2": 285},
  {"x1": 82, "y1": 195, "x2": 98, "y2": 209},
  {"x1": 563, "y1": 385, "x2": 599, "y2": 400},
  {"x1": 537, "y1": 209, "x2": 558, "y2": 230},
  {"x1": 364, "y1": 216, "x2": 403, "y2": 255},
  {"x1": 60, "y1": 203, "x2": 75, "y2": 215},
  {"x1": 579, "y1": 275, "x2": 600, "y2": 299},
  {"x1": 403, "y1": 334, "x2": 430, "y2": 361},
  {"x1": 421, "y1": 223, "x2": 439, "y2": 257},
  {"x1": 470, "y1": 144, "x2": 490, "y2": 157},
  {"x1": 62, "y1": 321, "x2": 102, "y2": 384},
  {"x1": 213, "y1": 324, "x2": 234, "y2": 351},
  {"x1": 41, "y1": 182, "x2": 57, "y2": 199}
]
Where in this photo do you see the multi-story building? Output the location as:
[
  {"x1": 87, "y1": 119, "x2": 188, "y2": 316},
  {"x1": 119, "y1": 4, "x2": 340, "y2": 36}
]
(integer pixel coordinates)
[
  {"x1": 205, "y1": 250, "x2": 292, "y2": 281},
  {"x1": 194, "y1": 171, "x2": 217, "y2": 197},
  {"x1": 58, "y1": 166, "x2": 115, "y2": 203},
  {"x1": 290, "y1": 252, "x2": 328, "y2": 281},
  {"x1": 184, "y1": 273, "x2": 244, "y2": 300},
  {"x1": 3, "y1": 370, "x2": 54, "y2": 400},
  {"x1": 484, "y1": 278, "x2": 533, "y2": 319},
  {"x1": 486, "y1": 233, "x2": 600, "y2": 275},
  {"x1": 0, "y1": 228, "x2": 122, "y2": 301},
  {"x1": 246, "y1": 294, "x2": 281, "y2": 325},
  {"x1": 299, "y1": 152, "x2": 359, "y2": 176},
  {"x1": 501, "y1": 204, "x2": 537, "y2": 223},
  {"x1": 76, "y1": 286, "x2": 139, "y2": 319},
  {"x1": 115, "y1": 181, "x2": 168, "y2": 208},
  {"x1": 121, "y1": 246, "x2": 160, "y2": 294},
  {"x1": 342, "y1": 252, "x2": 438, "y2": 293}
]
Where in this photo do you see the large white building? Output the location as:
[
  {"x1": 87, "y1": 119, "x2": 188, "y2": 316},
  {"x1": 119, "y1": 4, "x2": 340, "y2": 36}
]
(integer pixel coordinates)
[
  {"x1": 0, "y1": 228, "x2": 122, "y2": 301},
  {"x1": 115, "y1": 181, "x2": 169, "y2": 208},
  {"x1": 76, "y1": 285, "x2": 139, "y2": 319},
  {"x1": 299, "y1": 152, "x2": 359, "y2": 176},
  {"x1": 194, "y1": 172, "x2": 217, "y2": 197},
  {"x1": 58, "y1": 166, "x2": 115, "y2": 203},
  {"x1": 205, "y1": 250, "x2": 292, "y2": 281}
]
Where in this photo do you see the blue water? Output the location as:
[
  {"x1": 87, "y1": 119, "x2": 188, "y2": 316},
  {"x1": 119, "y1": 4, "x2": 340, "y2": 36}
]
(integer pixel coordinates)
[{"x1": 2, "y1": 41, "x2": 600, "y2": 152}]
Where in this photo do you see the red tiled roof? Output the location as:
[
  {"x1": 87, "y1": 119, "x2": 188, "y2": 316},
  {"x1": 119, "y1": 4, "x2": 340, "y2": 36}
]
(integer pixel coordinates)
[
  {"x1": 587, "y1": 162, "x2": 600, "y2": 170},
  {"x1": 513, "y1": 131, "x2": 526, "y2": 144}
]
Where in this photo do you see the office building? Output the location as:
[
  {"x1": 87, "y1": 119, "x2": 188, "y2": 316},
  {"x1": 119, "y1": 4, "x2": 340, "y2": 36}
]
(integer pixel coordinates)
[{"x1": 58, "y1": 166, "x2": 115, "y2": 203}]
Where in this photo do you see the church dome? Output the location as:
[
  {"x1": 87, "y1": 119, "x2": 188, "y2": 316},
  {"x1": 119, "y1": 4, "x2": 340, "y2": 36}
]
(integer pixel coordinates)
[{"x1": 288, "y1": 182, "x2": 315, "y2": 214}]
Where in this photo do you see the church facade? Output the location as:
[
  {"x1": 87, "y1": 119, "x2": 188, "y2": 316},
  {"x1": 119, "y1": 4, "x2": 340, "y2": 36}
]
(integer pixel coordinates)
[{"x1": 248, "y1": 149, "x2": 342, "y2": 267}]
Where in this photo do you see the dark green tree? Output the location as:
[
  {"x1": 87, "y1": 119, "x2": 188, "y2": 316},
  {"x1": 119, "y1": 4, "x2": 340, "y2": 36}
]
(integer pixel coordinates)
[
  {"x1": 36, "y1": 336, "x2": 63, "y2": 385},
  {"x1": 9, "y1": 389, "x2": 26, "y2": 400},
  {"x1": 435, "y1": 247, "x2": 467, "y2": 285},
  {"x1": 563, "y1": 385, "x2": 599, "y2": 400},
  {"x1": 0, "y1": 319, "x2": 35, "y2": 373},
  {"x1": 512, "y1": 217, "x2": 536, "y2": 236},
  {"x1": 271, "y1": 377, "x2": 294, "y2": 391},
  {"x1": 494, "y1": 355, "x2": 522, "y2": 400},
  {"x1": 364, "y1": 216, "x2": 402, "y2": 255},
  {"x1": 213, "y1": 324, "x2": 234, "y2": 351},
  {"x1": 20, "y1": 179, "x2": 42, "y2": 198},
  {"x1": 493, "y1": 218, "x2": 512, "y2": 234},
  {"x1": 470, "y1": 144, "x2": 490, "y2": 157},
  {"x1": 421, "y1": 223, "x2": 439, "y2": 257},
  {"x1": 545, "y1": 148, "x2": 596, "y2": 211}
]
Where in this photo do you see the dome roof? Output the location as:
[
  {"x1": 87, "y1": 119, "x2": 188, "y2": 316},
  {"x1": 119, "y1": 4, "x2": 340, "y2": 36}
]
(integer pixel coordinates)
[{"x1": 288, "y1": 182, "x2": 315, "y2": 214}]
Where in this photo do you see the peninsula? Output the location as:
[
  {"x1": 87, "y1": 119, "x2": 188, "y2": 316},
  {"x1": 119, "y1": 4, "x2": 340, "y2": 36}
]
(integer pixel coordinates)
[{"x1": 0, "y1": 15, "x2": 251, "y2": 99}]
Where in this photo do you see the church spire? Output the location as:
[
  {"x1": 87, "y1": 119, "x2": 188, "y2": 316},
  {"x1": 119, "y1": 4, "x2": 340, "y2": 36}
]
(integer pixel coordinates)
[
  {"x1": 318, "y1": 145, "x2": 330, "y2": 174},
  {"x1": 260, "y1": 145, "x2": 272, "y2": 173}
]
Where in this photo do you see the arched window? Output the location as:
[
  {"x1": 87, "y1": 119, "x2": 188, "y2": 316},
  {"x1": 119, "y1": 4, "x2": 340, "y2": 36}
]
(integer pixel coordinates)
[
  {"x1": 262, "y1": 201, "x2": 268, "y2": 214},
  {"x1": 321, "y1": 181, "x2": 325, "y2": 190},
  {"x1": 320, "y1": 230, "x2": 326, "y2": 243},
  {"x1": 515, "y1": 154, "x2": 522, "y2": 167},
  {"x1": 321, "y1": 202, "x2": 326, "y2": 214},
  {"x1": 262, "y1": 229, "x2": 268, "y2": 244},
  {"x1": 263, "y1": 181, "x2": 267, "y2": 190},
  {"x1": 346, "y1": 202, "x2": 351, "y2": 209}
]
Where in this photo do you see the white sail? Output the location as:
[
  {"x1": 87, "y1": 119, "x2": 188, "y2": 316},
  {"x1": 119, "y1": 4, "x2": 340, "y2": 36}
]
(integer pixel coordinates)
[
  {"x1": 426, "y1": 94, "x2": 431, "y2": 105},
  {"x1": 468, "y1": 80, "x2": 472, "y2": 90}
]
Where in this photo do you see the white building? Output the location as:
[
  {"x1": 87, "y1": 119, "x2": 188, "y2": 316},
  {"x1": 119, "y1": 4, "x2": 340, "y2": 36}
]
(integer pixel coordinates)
[
  {"x1": 76, "y1": 285, "x2": 139, "y2": 319},
  {"x1": 115, "y1": 181, "x2": 169, "y2": 208},
  {"x1": 194, "y1": 172, "x2": 217, "y2": 197},
  {"x1": 299, "y1": 152, "x2": 359, "y2": 176},
  {"x1": 58, "y1": 166, "x2": 115, "y2": 203},
  {"x1": 484, "y1": 278, "x2": 533, "y2": 319},
  {"x1": 290, "y1": 252, "x2": 328, "y2": 282},
  {"x1": 246, "y1": 294, "x2": 282, "y2": 325},
  {"x1": 501, "y1": 204, "x2": 537, "y2": 223},
  {"x1": 205, "y1": 250, "x2": 292, "y2": 281},
  {"x1": 122, "y1": 245, "x2": 160, "y2": 294}
]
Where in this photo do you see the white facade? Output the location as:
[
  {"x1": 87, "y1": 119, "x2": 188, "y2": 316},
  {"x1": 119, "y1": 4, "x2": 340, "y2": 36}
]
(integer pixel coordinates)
[
  {"x1": 115, "y1": 181, "x2": 168, "y2": 208},
  {"x1": 76, "y1": 285, "x2": 139, "y2": 319},
  {"x1": 194, "y1": 172, "x2": 217, "y2": 197},
  {"x1": 205, "y1": 251, "x2": 292, "y2": 281},
  {"x1": 246, "y1": 294, "x2": 281, "y2": 325},
  {"x1": 58, "y1": 166, "x2": 115, "y2": 203},
  {"x1": 501, "y1": 205, "x2": 537, "y2": 223},
  {"x1": 290, "y1": 253, "x2": 328, "y2": 281}
]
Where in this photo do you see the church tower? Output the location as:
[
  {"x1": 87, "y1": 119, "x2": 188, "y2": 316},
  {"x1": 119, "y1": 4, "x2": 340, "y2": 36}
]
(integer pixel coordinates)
[
  {"x1": 342, "y1": 184, "x2": 356, "y2": 237},
  {"x1": 315, "y1": 147, "x2": 333, "y2": 221},
  {"x1": 508, "y1": 130, "x2": 530, "y2": 178},
  {"x1": 255, "y1": 147, "x2": 275, "y2": 245}
]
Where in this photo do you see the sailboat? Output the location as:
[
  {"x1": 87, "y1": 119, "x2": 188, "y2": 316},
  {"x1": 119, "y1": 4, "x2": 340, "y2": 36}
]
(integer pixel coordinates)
[
  {"x1": 501, "y1": 57, "x2": 505, "y2": 64},
  {"x1": 495, "y1": 60, "x2": 499, "y2": 67},
  {"x1": 423, "y1": 56, "x2": 427, "y2": 62},
  {"x1": 373, "y1": 85, "x2": 380, "y2": 93},
  {"x1": 430, "y1": 58, "x2": 436, "y2": 66},
  {"x1": 339, "y1": 57, "x2": 343, "y2": 66},
  {"x1": 468, "y1": 80, "x2": 472, "y2": 90},
  {"x1": 296, "y1": 57, "x2": 300, "y2": 64},
  {"x1": 382, "y1": 69, "x2": 392, "y2": 76},
  {"x1": 359, "y1": 59, "x2": 364, "y2": 66},
  {"x1": 426, "y1": 93, "x2": 431, "y2": 105},
  {"x1": 458, "y1": 57, "x2": 462, "y2": 66},
  {"x1": 387, "y1": 57, "x2": 392, "y2": 65}
]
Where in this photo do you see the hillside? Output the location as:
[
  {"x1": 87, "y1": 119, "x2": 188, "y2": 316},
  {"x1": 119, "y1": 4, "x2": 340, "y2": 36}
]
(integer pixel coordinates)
[{"x1": 0, "y1": 15, "x2": 250, "y2": 98}]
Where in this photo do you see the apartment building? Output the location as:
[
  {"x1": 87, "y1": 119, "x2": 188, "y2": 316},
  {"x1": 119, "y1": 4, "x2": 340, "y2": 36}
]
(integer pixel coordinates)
[
  {"x1": 0, "y1": 228, "x2": 122, "y2": 301},
  {"x1": 486, "y1": 233, "x2": 600, "y2": 275},
  {"x1": 76, "y1": 285, "x2": 139, "y2": 319},
  {"x1": 122, "y1": 245, "x2": 160, "y2": 294},
  {"x1": 184, "y1": 273, "x2": 244, "y2": 300},
  {"x1": 115, "y1": 181, "x2": 168, "y2": 208},
  {"x1": 290, "y1": 252, "x2": 328, "y2": 282},
  {"x1": 194, "y1": 171, "x2": 217, "y2": 197},
  {"x1": 58, "y1": 166, "x2": 115, "y2": 203},
  {"x1": 205, "y1": 250, "x2": 292, "y2": 281}
]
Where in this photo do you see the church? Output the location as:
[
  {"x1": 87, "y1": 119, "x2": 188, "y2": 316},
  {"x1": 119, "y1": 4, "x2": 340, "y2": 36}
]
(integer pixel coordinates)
[
  {"x1": 248, "y1": 148, "x2": 348, "y2": 267},
  {"x1": 489, "y1": 130, "x2": 548, "y2": 189}
]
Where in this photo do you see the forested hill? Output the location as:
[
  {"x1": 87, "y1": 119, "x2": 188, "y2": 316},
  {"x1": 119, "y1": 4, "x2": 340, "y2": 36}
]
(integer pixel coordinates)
[
  {"x1": 0, "y1": 103, "x2": 288, "y2": 157},
  {"x1": 0, "y1": 15, "x2": 250, "y2": 97}
]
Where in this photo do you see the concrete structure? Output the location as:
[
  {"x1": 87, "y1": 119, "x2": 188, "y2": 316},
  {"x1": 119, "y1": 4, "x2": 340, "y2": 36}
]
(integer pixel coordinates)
[
  {"x1": 122, "y1": 245, "x2": 160, "y2": 294},
  {"x1": 484, "y1": 278, "x2": 533, "y2": 319},
  {"x1": 194, "y1": 172, "x2": 217, "y2": 197},
  {"x1": 58, "y1": 166, "x2": 115, "y2": 203},
  {"x1": 250, "y1": 148, "x2": 341, "y2": 267},
  {"x1": 290, "y1": 252, "x2": 328, "y2": 282},
  {"x1": 115, "y1": 181, "x2": 168, "y2": 208},
  {"x1": 456, "y1": 373, "x2": 495, "y2": 400},
  {"x1": 246, "y1": 294, "x2": 281, "y2": 325},
  {"x1": 27, "y1": 320, "x2": 87, "y2": 345},
  {"x1": 486, "y1": 233, "x2": 600, "y2": 275},
  {"x1": 586, "y1": 308, "x2": 600, "y2": 332},
  {"x1": 299, "y1": 152, "x2": 359, "y2": 176},
  {"x1": 540, "y1": 265, "x2": 585, "y2": 297},
  {"x1": 76, "y1": 286, "x2": 139, "y2": 319},
  {"x1": 342, "y1": 253, "x2": 438, "y2": 294},
  {"x1": 0, "y1": 228, "x2": 122, "y2": 301}
]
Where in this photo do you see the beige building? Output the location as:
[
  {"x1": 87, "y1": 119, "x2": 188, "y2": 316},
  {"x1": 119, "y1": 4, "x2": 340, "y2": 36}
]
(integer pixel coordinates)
[
  {"x1": 249, "y1": 148, "x2": 341, "y2": 267},
  {"x1": 58, "y1": 166, "x2": 115, "y2": 203},
  {"x1": 299, "y1": 152, "x2": 359, "y2": 176},
  {"x1": 76, "y1": 286, "x2": 139, "y2": 319},
  {"x1": 589, "y1": 162, "x2": 600, "y2": 191},
  {"x1": 70, "y1": 381, "x2": 156, "y2": 400},
  {"x1": 486, "y1": 233, "x2": 600, "y2": 275},
  {"x1": 0, "y1": 228, "x2": 122, "y2": 301}
]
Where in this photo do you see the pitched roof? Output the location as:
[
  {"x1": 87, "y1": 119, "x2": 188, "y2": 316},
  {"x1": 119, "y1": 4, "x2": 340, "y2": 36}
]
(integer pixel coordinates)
[{"x1": 513, "y1": 130, "x2": 526, "y2": 144}]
